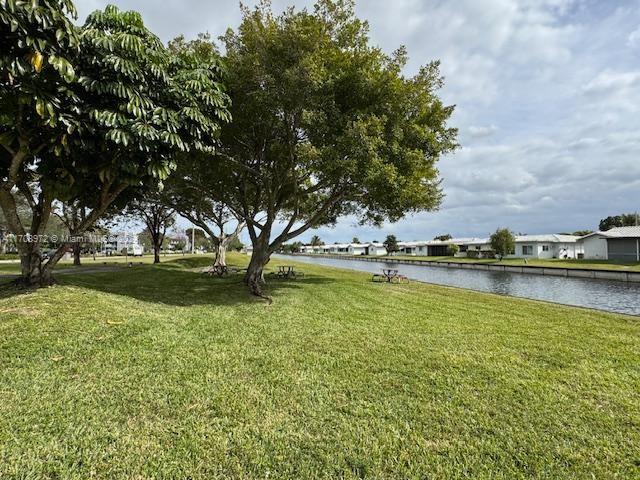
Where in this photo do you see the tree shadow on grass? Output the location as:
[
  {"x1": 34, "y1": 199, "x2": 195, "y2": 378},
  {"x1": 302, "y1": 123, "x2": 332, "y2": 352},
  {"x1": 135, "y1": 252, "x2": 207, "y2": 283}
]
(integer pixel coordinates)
[{"x1": 53, "y1": 262, "x2": 334, "y2": 307}]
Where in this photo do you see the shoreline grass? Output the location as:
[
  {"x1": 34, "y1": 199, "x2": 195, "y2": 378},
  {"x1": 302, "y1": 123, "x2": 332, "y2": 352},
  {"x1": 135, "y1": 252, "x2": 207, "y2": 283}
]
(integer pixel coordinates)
[{"x1": 0, "y1": 254, "x2": 638, "y2": 478}]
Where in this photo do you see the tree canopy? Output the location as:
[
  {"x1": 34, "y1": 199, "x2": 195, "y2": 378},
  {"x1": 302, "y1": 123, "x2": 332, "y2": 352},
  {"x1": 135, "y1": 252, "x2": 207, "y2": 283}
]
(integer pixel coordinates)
[
  {"x1": 218, "y1": 0, "x2": 457, "y2": 294},
  {"x1": 599, "y1": 214, "x2": 638, "y2": 231},
  {"x1": 490, "y1": 228, "x2": 515, "y2": 260},
  {"x1": 0, "y1": 2, "x2": 230, "y2": 284}
]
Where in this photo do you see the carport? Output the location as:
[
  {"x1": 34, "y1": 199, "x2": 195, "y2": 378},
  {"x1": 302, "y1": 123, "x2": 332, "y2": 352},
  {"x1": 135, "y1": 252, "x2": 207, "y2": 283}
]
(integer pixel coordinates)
[{"x1": 607, "y1": 238, "x2": 640, "y2": 261}]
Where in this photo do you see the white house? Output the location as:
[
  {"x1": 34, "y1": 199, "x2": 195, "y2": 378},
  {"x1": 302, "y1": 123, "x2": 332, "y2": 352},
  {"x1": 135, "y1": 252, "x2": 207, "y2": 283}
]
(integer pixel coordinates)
[
  {"x1": 104, "y1": 231, "x2": 142, "y2": 255},
  {"x1": 580, "y1": 227, "x2": 640, "y2": 261},
  {"x1": 511, "y1": 234, "x2": 583, "y2": 259}
]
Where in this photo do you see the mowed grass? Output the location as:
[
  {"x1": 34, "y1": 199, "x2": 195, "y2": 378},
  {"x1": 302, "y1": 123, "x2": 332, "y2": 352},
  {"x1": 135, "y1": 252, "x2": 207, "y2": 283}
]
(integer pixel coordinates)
[{"x1": 0, "y1": 254, "x2": 638, "y2": 478}]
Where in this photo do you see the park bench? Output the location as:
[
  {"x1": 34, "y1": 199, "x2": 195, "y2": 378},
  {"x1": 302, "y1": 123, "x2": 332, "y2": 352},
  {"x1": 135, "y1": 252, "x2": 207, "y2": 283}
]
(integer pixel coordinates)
[
  {"x1": 276, "y1": 265, "x2": 305, "y2": 280},
  {"x1": 372, "y1": 268, "x2": 409, "y2": 284}
]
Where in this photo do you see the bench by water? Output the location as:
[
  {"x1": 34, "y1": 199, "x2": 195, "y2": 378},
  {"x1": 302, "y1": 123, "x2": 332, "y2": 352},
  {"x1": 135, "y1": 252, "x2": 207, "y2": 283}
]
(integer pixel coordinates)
[{"x1": 274, "y1": 254, "x2": 640, "y2": 316}]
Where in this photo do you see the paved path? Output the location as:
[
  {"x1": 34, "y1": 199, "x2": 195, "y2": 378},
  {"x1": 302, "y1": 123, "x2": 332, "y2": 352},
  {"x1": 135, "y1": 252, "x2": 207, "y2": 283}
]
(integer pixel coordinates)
[{"x1": 0, "y1": 265, "x2": 131, "y2": 280}]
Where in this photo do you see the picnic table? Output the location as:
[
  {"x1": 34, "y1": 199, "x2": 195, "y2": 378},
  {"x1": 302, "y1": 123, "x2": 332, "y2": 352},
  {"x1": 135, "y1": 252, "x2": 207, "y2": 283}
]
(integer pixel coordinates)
[
  {"x1": 372, "y1": 268, "x2": 408, "y2": 284},
  {"x1": 276, "y1": 265, "x2": 304, "y2": 280}
]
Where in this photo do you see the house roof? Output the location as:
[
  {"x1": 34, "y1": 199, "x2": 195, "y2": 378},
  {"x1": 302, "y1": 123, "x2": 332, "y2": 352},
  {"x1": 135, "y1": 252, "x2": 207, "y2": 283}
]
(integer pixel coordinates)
[
  {"x1": 514, "y1": 234, "x2": 580, "y2": 243},
  {"x1": 600, "y1": 226, "x2": 640, "y2": 238}
]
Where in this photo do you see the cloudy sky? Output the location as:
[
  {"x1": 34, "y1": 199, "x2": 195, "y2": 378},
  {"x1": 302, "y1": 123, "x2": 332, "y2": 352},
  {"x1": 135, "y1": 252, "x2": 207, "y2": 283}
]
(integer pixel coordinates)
[{"x1": 77, "y1": 0, "x2": 640, "y2": 243}]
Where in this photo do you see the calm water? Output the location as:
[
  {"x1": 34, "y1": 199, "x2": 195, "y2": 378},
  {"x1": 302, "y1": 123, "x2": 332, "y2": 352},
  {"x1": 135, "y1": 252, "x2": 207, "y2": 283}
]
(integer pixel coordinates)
[{"x1": 274, "y1": 255, "x2": 640, "y2": 316}]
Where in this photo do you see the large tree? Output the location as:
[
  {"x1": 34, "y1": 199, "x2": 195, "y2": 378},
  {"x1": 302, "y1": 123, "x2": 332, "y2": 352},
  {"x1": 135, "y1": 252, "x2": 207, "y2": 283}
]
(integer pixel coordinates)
[
  {"x1": 490, "y1": 228, "x2": 515, "y2": 260},
  {"x1": 125, "y1": 194, "x2": 175, "y2": 264},
  {"x1": 163, "y1": 159, "x2": 245, "y2": 269},
  {"x1": 599, "y1": 213, "x2": 639, "y2": 231},
  {"x1": 0, "y1": 3, "x2": 230, "y2": 285},
  {"x1": 220, "y1": 0, "x2": 457, "y2": 295}
]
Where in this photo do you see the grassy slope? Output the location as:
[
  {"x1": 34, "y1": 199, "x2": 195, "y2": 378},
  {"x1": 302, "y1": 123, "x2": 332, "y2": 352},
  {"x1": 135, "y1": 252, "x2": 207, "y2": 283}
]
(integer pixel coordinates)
[{"x1": 0, "y1": 254, "x2": 638, "y2": 478}]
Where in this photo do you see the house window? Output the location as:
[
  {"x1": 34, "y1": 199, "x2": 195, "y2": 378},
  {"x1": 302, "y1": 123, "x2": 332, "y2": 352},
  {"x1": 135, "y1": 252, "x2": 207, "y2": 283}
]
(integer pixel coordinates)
[
  {"x1": 475, "y1": 245, "x2": 481, "y2": 250},
  {"x1": 542, "y1": 245, "x2": 549, "y2": 252},
  {"x1": 522, "y1": 245, "x2": 533, "y2": 256}
]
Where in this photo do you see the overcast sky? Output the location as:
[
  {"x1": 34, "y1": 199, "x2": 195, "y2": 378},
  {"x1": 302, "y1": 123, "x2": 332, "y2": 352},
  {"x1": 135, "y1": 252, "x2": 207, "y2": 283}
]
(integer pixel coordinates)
[{"x1": 77, "y1": 0, "x2": 640, "y2": 243}]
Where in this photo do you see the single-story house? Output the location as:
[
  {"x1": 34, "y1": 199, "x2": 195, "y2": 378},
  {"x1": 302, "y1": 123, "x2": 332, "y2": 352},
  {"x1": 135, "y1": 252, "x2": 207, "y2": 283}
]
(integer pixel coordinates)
[{"x1": 581, "y1": 226, "x2": 640, "y2": 261}]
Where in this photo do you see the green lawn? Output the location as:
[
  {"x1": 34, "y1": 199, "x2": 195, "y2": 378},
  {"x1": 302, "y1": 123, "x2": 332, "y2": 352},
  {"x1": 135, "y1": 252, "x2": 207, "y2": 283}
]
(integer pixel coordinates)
[
  {"x1": 0, "y1": 254, "x2": 638, "y2": 478},
  {"x1": 0, "y1": 252, "x2": 199, "y2": 275}
]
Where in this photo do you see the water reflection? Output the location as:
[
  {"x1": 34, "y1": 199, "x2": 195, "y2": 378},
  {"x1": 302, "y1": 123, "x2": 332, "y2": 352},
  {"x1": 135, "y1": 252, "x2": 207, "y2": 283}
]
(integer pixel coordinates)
[{"x1": 275, "y1": 255, "x2": 640, "y2": 316}]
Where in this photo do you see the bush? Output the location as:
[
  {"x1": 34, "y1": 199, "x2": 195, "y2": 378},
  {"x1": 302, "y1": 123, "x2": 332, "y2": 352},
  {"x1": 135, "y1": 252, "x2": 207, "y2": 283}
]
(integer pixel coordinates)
[{"x1": 447, "y1": 244, "x2": 459, "y2": 256}]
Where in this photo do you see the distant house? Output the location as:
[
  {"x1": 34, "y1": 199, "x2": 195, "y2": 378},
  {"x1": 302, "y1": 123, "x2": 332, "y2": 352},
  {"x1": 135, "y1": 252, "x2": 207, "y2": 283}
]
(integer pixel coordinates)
[
  {"x1": 104, "y1": 231, "x2": 142, "y2": 255},
  {"x1": 298, "y1": 242, "x2": 387, "y2": 256},
  {"x1": 580, "y1": 226, "x2": 640, "y2": 261},
  {"x1": 392, "y1": 234, "x2": 584, "y2": 259},
  {"x1": 294, "y1": 233, "x2": 588, "y2": 260}
]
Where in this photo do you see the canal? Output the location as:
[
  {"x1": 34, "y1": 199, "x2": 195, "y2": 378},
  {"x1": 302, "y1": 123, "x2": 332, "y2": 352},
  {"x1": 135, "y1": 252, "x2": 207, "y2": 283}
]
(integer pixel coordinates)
[{"x1": 274, "y1": 255, "x2": 640, "y2": 316}]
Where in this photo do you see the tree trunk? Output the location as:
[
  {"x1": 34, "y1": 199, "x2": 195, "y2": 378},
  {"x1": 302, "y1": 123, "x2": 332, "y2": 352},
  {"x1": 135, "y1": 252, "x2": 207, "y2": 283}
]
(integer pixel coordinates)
[
  {"x1": 214, "y1": 241, "x2": 227, "y2": 267},
  {"x1": 73, "y1": 243, "x2": 81, "y2": 266},
  {"x1": 18, "y1": 241, "x2": 43, "y2": 286},
  {"x1": 153, "y1": 240, "x2": 161, "y2": 264},
  {"x1": 244, "y1": 242, "x2": 271, "y2": 297},
  {"x1": 39, "y1": 243, "x2": 71, "y2": 285}
]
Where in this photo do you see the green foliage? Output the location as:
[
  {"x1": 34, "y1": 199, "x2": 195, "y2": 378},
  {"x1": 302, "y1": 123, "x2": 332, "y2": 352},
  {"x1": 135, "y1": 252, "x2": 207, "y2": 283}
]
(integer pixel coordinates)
[
  {"x1": 599, "y1": 214, "x2": 639, "y2": 231},
  {"x1": 383, "y1": 234, "x2": 399, "y2": 253},
  {"x1": 310, "y1": 235, "x2": 323, "y2": 246},
  {"x1": 0, "y1": 0, "x2": 79, "y2": 128},
  {"x1": 219, "y1": 0, "x2": 457, "y2": 269},
  {"x1": 226, "y1": 234, "x2": 244, "y2": 252},
  {"x1": 434, "y1": 233, "x2": 452, "y2": 241},
  {"x1": 447, "y1": 243, "x2": 459, "y2": 256},
  {"x1": 490, "y1": 228, "x2": 515, "y2": 260}
]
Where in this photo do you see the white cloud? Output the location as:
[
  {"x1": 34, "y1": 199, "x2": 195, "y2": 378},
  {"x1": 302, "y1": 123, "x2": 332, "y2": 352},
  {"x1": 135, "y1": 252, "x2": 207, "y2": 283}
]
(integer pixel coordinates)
[
  {"x1": 628, "y1": 25, "x2": 640, "y2": 47},
  {"x1": 468, "y1": 125, "x2": 499, "y2": 138},
  {"x1": 583, "y1": 70, "x2": 640, "y2": 94}
]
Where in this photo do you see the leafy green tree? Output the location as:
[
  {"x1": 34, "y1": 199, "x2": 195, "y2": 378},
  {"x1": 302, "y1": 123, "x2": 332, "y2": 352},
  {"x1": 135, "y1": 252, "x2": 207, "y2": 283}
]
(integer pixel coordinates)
[
  {"x1": 383, "y1": 235, "x2": 399, "y2": 254},
  {"x1": 220, "y1": 0, "x2": 457, "y2": 295},
  {"x1": 185, "y1": 228, "x2": 211, "y2": 251},
  {"x1": 157, "y1": 35, "x2": 245, "y2": 269},
  {"x1": 310, "y1": 235, "x2": 323, "y2": 247},
  {"x1": 447, "y1": 243, "x2": 459, "y2": 256},
  {"x1": 490, "y1": 228, "x2": 515, "y2": 260},
  {"x1": 124, "y1": 194, "x2": 175, "y2": 264},
  {"x1": 434, "y1": 234, "x2": 452, "y2": 241},
  {"x1": 0, "y1": 3, "x2": 230, "y2": 285},
  {"x1": 226, "y1": 234, "x2": 244, "y2": 252},
  {"x1": 352, "y1": 237, "x2": 360, "y2": 244},
  {"x1": 599, "y1": 213, "x2": 638, "y2": 231}
]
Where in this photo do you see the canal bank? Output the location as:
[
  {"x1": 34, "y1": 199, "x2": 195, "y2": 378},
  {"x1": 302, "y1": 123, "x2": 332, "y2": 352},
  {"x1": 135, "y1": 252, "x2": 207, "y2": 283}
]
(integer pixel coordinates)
[
  {"x1": 290, "y1": 254, "x2": 640, "y2": 283},
  {"x1": 275, "y1": 254, "x2": 640, "y2": 315}
]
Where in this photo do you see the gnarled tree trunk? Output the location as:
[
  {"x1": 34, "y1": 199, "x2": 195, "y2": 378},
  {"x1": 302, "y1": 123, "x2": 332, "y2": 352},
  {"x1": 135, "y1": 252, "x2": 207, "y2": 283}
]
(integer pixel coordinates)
[
  {"x1": 17, "y1": 241, "x2": 44, "y2": 286},
  {"x1": 244, "y1": 236, "x2": 272, "y2": 297},
  {"x1": 214, "y1": 240, "x2": 227, "y2": 268},
  {"x1": 73, "y1": 242, "x2": 81, "y2": 266}
]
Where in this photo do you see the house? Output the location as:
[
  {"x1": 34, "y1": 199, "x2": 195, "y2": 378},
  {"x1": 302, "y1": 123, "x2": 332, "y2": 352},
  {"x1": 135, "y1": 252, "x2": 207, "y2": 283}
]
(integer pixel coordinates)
[
  {"x1": 512, "y1": 234, "x2": 583, "y2": 259},
  {"x1": 364, "y1": 242, "x2": 387, "y2": 256},
  {"x1": 580, "y1": 226, "x2": 640, "y2": 261},
  {"x1": 348, "y1": 243, "x2": 367, "y2": 255},
  {"x1": 103, "y1": 231, "x2": 142, "y2": 255}
]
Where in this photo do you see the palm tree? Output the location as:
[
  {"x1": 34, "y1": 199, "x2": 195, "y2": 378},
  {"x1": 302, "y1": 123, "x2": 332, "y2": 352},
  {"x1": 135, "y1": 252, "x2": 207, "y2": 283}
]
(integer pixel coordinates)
[{"x1": 310, "y1": 235, "x2": 323, "y2": 246}]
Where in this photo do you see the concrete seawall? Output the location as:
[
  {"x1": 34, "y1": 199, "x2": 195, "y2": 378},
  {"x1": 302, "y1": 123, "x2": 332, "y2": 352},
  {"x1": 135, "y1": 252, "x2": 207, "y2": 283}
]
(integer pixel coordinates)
[{"x1": 291, "y1": 254, "x2": 640, "y2": 283}]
